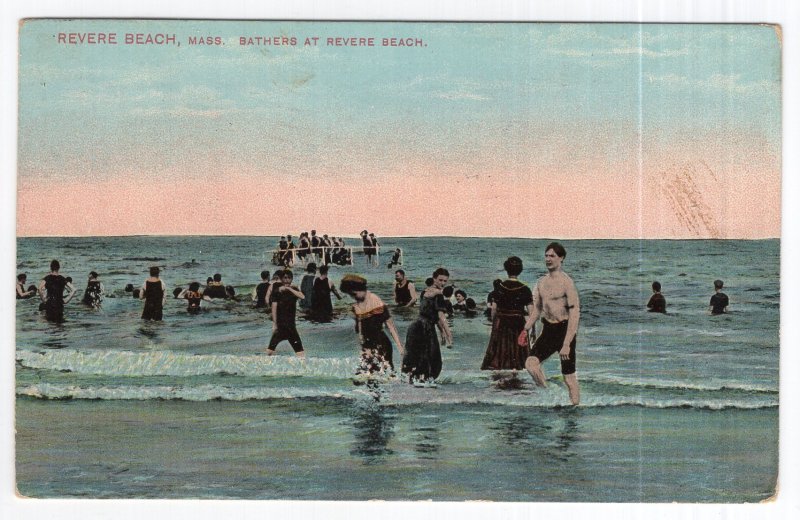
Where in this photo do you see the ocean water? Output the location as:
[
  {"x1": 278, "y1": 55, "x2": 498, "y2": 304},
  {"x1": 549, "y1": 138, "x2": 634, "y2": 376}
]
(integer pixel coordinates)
[{"x1": 15, "y1": 237, "x2": 779, "y2": 501}]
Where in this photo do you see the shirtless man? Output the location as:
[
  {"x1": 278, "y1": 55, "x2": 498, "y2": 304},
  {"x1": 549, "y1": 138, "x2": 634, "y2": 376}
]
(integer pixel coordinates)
[{"x1": 519, "y1": 242, "x2": 581, "y2": 405}]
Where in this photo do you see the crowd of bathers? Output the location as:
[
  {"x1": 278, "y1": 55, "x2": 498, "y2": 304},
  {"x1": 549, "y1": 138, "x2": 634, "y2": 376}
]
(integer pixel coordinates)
[
  {"x1": 272, "y1": 230, "x2": 354, "y2": 268},
  {"x1": 17, "y1": 242, "x2": 731, "y2": 402}
]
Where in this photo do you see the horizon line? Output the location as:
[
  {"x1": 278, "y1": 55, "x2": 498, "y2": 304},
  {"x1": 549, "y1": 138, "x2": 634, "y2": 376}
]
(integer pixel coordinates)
[{"x1": 15, "y1": 233, "x2": 781, "y2": 241}]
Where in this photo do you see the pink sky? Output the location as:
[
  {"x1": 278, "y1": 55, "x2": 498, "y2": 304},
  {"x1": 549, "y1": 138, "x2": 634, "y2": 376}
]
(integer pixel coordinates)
[{"x1": 17, "y1": 154, "x2": 780, "y2": 238}]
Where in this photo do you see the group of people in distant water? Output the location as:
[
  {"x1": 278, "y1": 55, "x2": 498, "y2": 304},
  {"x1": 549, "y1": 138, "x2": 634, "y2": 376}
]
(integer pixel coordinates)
[
  {"x1": 17, "y1": 241, "x2": 732, "y2": 405},
  {"x1": 270, "y1": 230, "x2": 387, "y2": 268}
]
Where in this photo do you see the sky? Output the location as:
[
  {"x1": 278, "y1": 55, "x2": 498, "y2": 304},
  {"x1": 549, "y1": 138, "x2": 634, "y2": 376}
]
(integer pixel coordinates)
[{"x1": 16, "y1": 20, "x2": 782, "y2": 238}]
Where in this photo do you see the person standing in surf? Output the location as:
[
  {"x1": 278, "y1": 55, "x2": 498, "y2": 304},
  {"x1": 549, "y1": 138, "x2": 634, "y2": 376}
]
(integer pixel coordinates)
[
  {"x1": 393, "y1": 269, "x2": 418, "y2": 307},
  {"x1": 647, "y1": 281, "x2": 667, "y2": 313},
  {"x1": 16, "y1": 273, "x2": 36, "y2": 299},
  {"x1": 266, "y1": 269, "x2": 306, "y2": 358},
  {"x1": 177, "y1": 282, "x2": 213, "y2": 314},
  {"x1": 519, "y1": 242, "x2": 581, "y2": 405},
  {"x1": 310, "y1": 265, "x2": 342, "y2": 322},
  {"x1": 299, "y1": 263, "x2": 317, "y2": 311},
  {"x1": 481, "y1": 256, "x2": 533, "y2": 373},
  {"x1": 81, "y1": 271, "x2": 104, "y2": 308},
  {"x1": 251, "y1": 270, "x2": 271, "y2": 309},
  {"x1": 402, "y1": 267, "x2": 453, "y2": 385},
  {"x1": 709, "y1": 279, "x2": 729, "y2": 315},
  {"x1": 38, "y1": 260, "x2": 76, "y2": 323},
  {"x1": 140, "y1": 266, "x2": 167, "y2": 321},
  {"x1": 340, "y1": 274, "x2": 405, "y2": 375}
]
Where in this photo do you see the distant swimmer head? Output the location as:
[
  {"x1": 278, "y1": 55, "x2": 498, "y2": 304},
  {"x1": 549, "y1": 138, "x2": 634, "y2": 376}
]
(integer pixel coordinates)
[
  {"x1": 443, "y1": 285, "x2": 455, "y2": 298},
  {"x1": 149, "y1": 266, "x2": 160, "y2": 277},
  {"x1": 65, "y1": 277, "x2": 73, "y2": 284},
  {"x1": 360, "y1": 230, "x2": 368, "y2": 236},
  {"x1": 340, "y1": 274, "x2": 367, "y2": 299},
  {"x1": 89, "y1": 271, "x2": 99, "y2": 280},
  {"x1": 455, "y1": 289, "x2": 467, "y2": 302},
  {"x1": 281, "y1": 270, "x2": 294, "y2": 282},
  {"x1": 395, "y1": 269, "x2": 406, "y2": 282},
  {"x1": 132, "y1": 288, "x2": 141, "y2": 298},
  {"x1": 17, "y1": 273, "x2": 26, "y2": 282},
  {"x1": 189, "y1": 282, "x2": 201, "y2": 292},
  {"x1": 173, "y1": 287, "x2": 183, "y2": 298},
  {"x1": 50, "y1": 259, "x2": 60, "y2": 272},
  {"x1": 465, "y1": 297, "x2": 477, "y2": 310},
  {"x1": 27, "y1": 285, "x2": 38, "y2": 293},
  {"x1": 125, "y1": 283, "x2": 134, "y2": 292},
  {"x1": 319, "y1": 265, "x2": 329, "y2": 276},
  {"x1": 206, "y1": 277, "x2": 213, "y2": 284},
  {"x1": 714, "y1": 279, "x2": 724, "y2": 290},
  {"x1": 306, "y1": 263, "x2": 317, "y2": 274},
  {"x1": 425, "y1": 277, "x2": 434, "y2": 287},
  {"x1": 225, "y1": 285, "x2": 236, "y2": 298},
  {"x1": 503, "y1": 256, "x2": 523, "y2": 276},
  {"x1": 261, "y1": 270, "x2": 270, "y2": 281},
  {"x1": 652, "y1": 281, "x2": 662, "y2": 292},
  {"x1": 213, "y1": 273, "x2": 222, "y2": 282}
]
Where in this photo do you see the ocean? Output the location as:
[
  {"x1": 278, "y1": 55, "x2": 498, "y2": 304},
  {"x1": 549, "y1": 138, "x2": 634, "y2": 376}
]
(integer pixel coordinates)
[{"x1": 15, "y1": 236, "x2": 779, "y2": 501}]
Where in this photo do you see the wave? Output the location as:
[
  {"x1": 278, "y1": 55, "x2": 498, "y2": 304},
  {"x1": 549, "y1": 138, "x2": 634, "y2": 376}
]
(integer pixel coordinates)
[
  {"x1": 15, "y1": 382, "x2": 777, "y2": 410},
  {"x1": 581, "y1": 375, "x2": 778, "y2": 394},
  {"x1": 17, "y1": 349, "x2": 779, "y2": 397},
  {"x1": 16, "y1": 349, "x2": 361, "y2": 378}
]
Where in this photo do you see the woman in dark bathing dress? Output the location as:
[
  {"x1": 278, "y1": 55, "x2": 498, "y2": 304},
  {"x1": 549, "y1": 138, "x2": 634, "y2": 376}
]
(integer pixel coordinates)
[
  {"x1": 140, "y1": 266, "x2": 167, "y2": 321},
  {"x1": 38, "y1": 259, "x2": 76, "y2": 323},
  {"x1": 402, "y1": 267, "x2": 453, "y2": 384},
  {"x1": 481, "y1": 256, "x2": 533, "y2": 372},
  {"x1": 340, "y1": 274, "x2": 405, "y2": 375}
]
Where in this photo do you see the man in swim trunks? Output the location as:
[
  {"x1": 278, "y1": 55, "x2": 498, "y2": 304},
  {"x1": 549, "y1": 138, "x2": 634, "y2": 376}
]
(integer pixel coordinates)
[
  {"x1": 394, "y1": 270, "x2": 418, "y2": 307},
  {"x1": 266, "y1": 269, "x2": 306, "y2": 357},
  {"x1": 519, "y1": 242, "x2": 581, "y2": 405}
]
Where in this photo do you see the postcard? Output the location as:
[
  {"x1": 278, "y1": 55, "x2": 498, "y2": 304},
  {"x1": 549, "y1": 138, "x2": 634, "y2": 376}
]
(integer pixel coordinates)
[{"x1": 13, "y1": 18, "x2": 781, "y2": 506}]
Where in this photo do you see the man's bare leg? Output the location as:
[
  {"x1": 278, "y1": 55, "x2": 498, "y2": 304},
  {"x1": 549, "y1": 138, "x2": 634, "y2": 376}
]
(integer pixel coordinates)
[
  {"x1": 525, "y1": 357, "x2": 547, "y2": 387},
  {"x1": 564, "y1": 373, "x2": 580, "y2": 405}
]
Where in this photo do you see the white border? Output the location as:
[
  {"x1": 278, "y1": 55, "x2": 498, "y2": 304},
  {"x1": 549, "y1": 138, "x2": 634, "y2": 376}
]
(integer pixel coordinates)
[{"x1": 2, "y1": 1, "x2": 798, "y2": 520}]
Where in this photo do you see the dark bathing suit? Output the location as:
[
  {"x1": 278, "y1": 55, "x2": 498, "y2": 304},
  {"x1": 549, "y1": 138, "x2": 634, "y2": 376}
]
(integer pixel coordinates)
[
  {"x1": 402, "y1": 292, "x2": 447, "y2": 380},
  {"x1": 268, "y1": 284, "x2": 304, "y2": 352},
  {"x1": 42, "y1": 274, "x2": 68, "y2": 322},
  {"x1": 481, "y1": 279, "x2": 532, "y2": 370},
  {"x1": 82, "y1": 280, "x2": 102, "y2": 307},
  {"x1": 311, "y1": 278, "x2": 334, "y2": 320},
  {"x1": 254, "y1": 281, "x2": 270, "y2": 308},
  {"x1": 185, "y1": 290, "x2": 202, "y2": 314},
  {"x1": 141, "y1": 280, "x2": 164, "y2": 321},
  {"x1": 530, "y1": 318, "x2": 577, "y2": 375},
  {"x1": 647, "y1": 293, "x2": 666, "y2": 313},
  {"x1": 354, "y1": 293, "x2": 395, "y2": 371},
  {"x1": 394, "y1": 281, "x2": 412, "y2": 306},
  {"x1": 710, "y1": 292, "x2": 729, "y2": 315}
]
